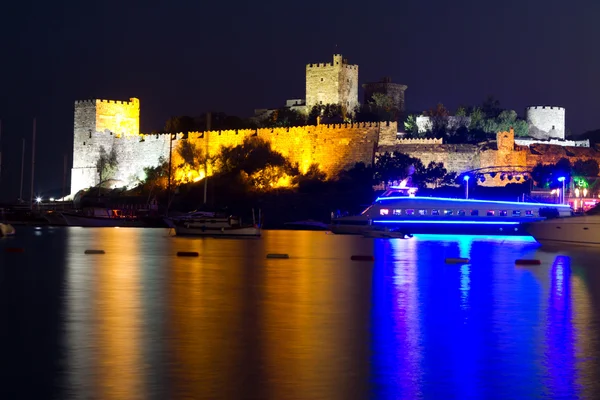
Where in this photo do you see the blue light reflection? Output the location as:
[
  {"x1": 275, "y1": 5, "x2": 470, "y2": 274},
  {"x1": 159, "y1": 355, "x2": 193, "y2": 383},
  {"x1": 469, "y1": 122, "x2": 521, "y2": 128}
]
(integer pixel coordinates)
[{"x1": 370, "y1": 234, "x2": 553, "y2": 399}]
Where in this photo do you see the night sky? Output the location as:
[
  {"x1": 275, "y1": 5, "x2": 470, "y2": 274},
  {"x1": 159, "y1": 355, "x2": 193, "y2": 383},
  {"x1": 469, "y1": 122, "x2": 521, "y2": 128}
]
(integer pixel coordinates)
[{"x1": 1, "y1": 0, "x2": 599, "y2": 200}]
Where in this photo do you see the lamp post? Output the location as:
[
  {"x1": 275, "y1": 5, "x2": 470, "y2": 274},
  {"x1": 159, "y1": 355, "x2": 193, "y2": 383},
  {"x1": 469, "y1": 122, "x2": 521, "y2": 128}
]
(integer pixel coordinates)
[
  {"x1": 558, "y1": 176, "x2": 566, "y2": 204},
  {"x1": 463, "y1": 175, "x2": 470, "y2": 199}
]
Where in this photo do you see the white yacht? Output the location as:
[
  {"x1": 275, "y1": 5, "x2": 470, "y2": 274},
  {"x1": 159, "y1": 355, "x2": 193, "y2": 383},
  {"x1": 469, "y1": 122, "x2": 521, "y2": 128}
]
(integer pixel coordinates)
[
  {"x1": 523, "y1": 205, "x2": 600, "y2": 246},
  {"x1": 331, "y1": 185, "x2": 572, "y2": 236},
  {"x1": 166, "y1": 211, "x2": 261, "y2": 238}
]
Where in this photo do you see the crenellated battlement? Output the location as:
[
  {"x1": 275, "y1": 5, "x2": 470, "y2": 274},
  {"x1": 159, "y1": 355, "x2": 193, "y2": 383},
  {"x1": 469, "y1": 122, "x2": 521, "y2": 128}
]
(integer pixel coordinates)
[
  {"x1": 396, "y1": 138, "x2": 443, "y2": 144},
  {"x1": 526, "y1": 105, "x2": 565, "y2": 111},
  {"x1": 307, "y1": 62, "x2": 333, "y2": 68},
  {"x1": 74, "y1": 98, "x2": 140, "y2": 107}
]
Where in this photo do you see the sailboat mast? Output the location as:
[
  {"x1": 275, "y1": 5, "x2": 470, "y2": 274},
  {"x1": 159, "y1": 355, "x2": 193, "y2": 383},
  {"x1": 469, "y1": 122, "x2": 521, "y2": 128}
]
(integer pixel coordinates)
[
  {"x1": 30, "y1": 117, "x2": 36, "y2": 209},
  {"x1": 0, "y1": 119, "x2": 2, "y2": 187},
  {"x1": 166, "y1": 132, "x2": 173, "y2": 217},
  {"x1": 19, "y1": 139, "x2": 25, "y2": 201},
  {"x1": 204, "y1": 112, "x2": 211, "y2": 205},
  {"x1": 62, "y1": 154, "x2": 67, "y2": 200}
]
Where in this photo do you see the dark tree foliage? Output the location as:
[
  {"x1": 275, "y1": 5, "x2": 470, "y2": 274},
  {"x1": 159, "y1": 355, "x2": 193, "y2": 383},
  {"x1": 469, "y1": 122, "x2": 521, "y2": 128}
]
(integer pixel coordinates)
[
  {"x1": 218, "y1": 136, "x2": 294, "y2": 176},
  {"x1": 307, "y1": 104, "x2": 345, "y2": 125},
  {"x1": 260, "y1": 108, "x2": 307, "y2": 128},
  {"x1": 96, "y1": 145, "x2": 119, "y2": 185},
  {"x1": 572, "y1": 159, "x2": 599, "y2": 177}
]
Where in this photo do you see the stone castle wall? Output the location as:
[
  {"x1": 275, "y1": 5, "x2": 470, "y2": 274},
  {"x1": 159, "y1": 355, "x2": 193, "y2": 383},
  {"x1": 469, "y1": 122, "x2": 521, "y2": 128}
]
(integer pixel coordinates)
[
  {"x1": 378, "y1": 143, "x2": 480, "y2": 173},
  {"x1": 526, "y1": 105, "x2": 565, "y2": 140},
  {"x1": 70, "y1": 98, "x2": 397, "y2": 195},
  {"x1": 305, "y1": 54, "x2": 359, "y2": 113}
]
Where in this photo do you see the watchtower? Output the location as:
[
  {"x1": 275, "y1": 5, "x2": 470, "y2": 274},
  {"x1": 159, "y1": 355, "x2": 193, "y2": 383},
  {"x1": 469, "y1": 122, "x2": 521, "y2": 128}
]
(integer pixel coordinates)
[{"x1": 305, "y1": 54, "x2": 359, "y2": 114}]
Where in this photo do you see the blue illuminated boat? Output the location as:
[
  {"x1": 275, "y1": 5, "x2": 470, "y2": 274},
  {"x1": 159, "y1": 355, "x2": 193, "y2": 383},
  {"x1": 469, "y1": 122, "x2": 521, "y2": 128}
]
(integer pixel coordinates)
[{"x1": 330, "y1": 185, "x2": 572, "y2": 236}]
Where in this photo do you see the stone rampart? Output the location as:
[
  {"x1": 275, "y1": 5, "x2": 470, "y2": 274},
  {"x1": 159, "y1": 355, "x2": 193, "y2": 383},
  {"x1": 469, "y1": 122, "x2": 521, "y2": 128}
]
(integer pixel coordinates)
[{"x1": 71, "y1": 103, "x2": 398, "y2": 194}]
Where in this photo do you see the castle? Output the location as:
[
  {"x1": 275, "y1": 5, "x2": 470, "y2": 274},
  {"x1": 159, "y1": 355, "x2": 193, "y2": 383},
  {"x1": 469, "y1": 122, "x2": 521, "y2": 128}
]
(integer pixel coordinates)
[
  {"x1": 70, "y1": 54, "x2": 598, "y2": 196},
  {"x1": 69, "y1": 96, "x2": 398, "y2": 195}
]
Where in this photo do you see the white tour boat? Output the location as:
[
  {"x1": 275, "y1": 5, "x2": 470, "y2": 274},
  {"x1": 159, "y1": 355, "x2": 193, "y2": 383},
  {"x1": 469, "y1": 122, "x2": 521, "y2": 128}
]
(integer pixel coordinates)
[
  {"x1": 523, "y1": 204, "x2": 600, "y2": 246},
  {"x1": 166, "y1": 211, "x2": 261, "y2": 237},
  {"x1": 331, "y1": 184, "x2": 572, "y2": 236}
]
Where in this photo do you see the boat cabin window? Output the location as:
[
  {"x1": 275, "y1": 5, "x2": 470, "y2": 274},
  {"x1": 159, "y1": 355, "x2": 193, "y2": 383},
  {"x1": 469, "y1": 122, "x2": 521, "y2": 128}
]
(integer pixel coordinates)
[
  {"x1": 513, "y1": 210, "x2": 521, "y2": 216},
  {"x1": 444, "y1": 209, "x2": 453, "y2": 216},
  {"x1": 487, "y1": 210, "x2": 495, "y2": 216},
  {"x1": 458, "y1": 210, "x2": 466, "y2": 216},
  {"x1": 393, "y1": 209, "x2": 401, "y2": 216},
  {"x1": 525, "y1": 210, "x2": 533, "y2": 216},
  {"x1": 500, "y1": 210, "x2": 508, "y2": 217},
  {"x1": 405, "y1": 209, "x2": 415, "y2": 216},
  {"x1": 380, "y1": 209, "x2": 389, "y2": 216},
  {"x1": 432, "y1": 209, "x2": 440, "y2": 216},
  {"x1": 470, "y1": 210, "x2": 479, "y2": 216},
  {"x1": 419, "y1": 210, "x2": 427, "y2": 216}
]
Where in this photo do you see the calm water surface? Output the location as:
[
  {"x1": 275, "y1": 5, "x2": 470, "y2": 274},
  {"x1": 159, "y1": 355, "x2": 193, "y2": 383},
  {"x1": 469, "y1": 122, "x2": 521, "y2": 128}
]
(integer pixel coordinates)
[{"x1": 1, "y1": 227, "x2": 600, "y2": 399}]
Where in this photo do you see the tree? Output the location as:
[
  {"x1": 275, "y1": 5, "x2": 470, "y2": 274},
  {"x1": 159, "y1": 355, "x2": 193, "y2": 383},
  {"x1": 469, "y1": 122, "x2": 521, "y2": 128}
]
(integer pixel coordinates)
[
  {"x1": 260, "y1": 108, "x2": 307, "y2": 128},
  {"x1": 403, "y1": 114, "x2": 420, "y2": 136},
  {"x1": 455, "y1": 106, "x2": 467, "y2": 117},
  {"x1": 177, "y1": 140, "x2": 205, "y2": 170},
  {"x1": 423, "y1": 161, "x2": 448, "y2": 188},
  {"x1": 572, "y1": 159, "x2": 599, "y2": 178},
  {"x1": 307, "y1": 104, "x2": 345, "y2": 125},
  {"x1": 218, "y1": 136, "x2": 292, "y2": 176},
  {"x1": 96, "y1": 145, "x2": 119, "y2": 186},
  {"x1": 369, "y1": 93, "x2": 399, "y2": 121},
  {"x1": 482, "y1": 95, "x2": 502, "y2": 119}
]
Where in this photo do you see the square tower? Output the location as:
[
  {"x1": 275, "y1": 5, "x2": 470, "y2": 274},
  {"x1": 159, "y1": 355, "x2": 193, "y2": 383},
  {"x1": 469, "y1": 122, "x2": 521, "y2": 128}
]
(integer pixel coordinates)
[
  {"x1": 71, "y1": 98, "x2": 140, "y2": 195},
  {"x1": 305, "y1": 54, "x2": 359, "y2": 114}
]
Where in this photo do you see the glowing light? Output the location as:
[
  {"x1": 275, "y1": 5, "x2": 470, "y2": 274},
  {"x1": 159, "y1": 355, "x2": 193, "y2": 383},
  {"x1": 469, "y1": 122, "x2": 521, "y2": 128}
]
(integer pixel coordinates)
[
  {"x1": 36, "y1": 197, "x2": 42, "y2": 203},
  {"x1": 584, "y1": 189, "x2": 588, "y2": 197},
  {"x1": 375, "y1": 196, "x2": 571, "y2": 208},
  {"x1": 49, "y1": 197, "x2": 55, "y2": 201},
  {"x1": 463, "y1": 175, "x2": 470, "y2": 181},
  {"x1": 575, "y1": 188, "x2": 580, "y2": 197},
  {"x1": 372, "y1": 219, "x2": 520, "y2": 225},
  {"x1": 558, "y1": 176, "x2": 566, "y2": 182}
]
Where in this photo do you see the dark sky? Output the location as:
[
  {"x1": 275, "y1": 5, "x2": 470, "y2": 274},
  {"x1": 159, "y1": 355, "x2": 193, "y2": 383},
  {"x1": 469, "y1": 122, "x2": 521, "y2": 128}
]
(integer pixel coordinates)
[{"x1": 1, "y1": 0, "x2": 599, "y2": 200}]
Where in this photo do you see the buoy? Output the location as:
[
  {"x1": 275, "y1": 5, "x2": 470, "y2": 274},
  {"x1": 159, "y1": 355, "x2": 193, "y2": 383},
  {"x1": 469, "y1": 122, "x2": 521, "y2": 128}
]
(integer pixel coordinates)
[
  {"x1": 177, "y1": 251, "x2": 199, "y2": 257},
  {"x1": 266, "y1": 253, "x2": 289, "y2": 259},
  {"x1": 515, "y1": 259, "x2": 541, "y2": 265},
  {"x1": 84, "y1": 249, "x2": 105, "y2": 254},
  {"x1": 351, "y1": 255, "x2": 375, "y2": 261},
  {"x1": 5, "y1": 247, "x2": 24, "y2": 253},
  {"x1": 445, "y1": 257, "x2": 470, "y2": 264}
]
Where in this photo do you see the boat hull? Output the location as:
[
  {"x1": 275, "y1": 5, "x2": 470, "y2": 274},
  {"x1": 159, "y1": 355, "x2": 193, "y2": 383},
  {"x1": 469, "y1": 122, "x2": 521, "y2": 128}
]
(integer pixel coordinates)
[
  {"x1": 332, "y1": 221, "x2": 532, "y2": 236},
  {"x1": 174, "y1": 225, "x2": 261, "y2": 237},
  {"x1": 61, "y1": 213, "x2": 154, "y2": 227},
  {"x1": 523, "y1": 216, "x2": 600, "y2": 246}
]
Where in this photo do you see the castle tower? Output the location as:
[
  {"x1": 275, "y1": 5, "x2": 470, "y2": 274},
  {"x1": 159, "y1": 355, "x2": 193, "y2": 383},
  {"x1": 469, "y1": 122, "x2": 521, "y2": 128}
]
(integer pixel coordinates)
[
  {"x1": 526, "y1": 106, "x2": 565, "y2": 140},
  {"x1": 362, "y1": 77, "x2": 408, "y2": 114},
  {"x1": 305, "y1": 54, "x2": 359, "y2": 114},
  {"x1": 71, "y1": 98, "x2": 140, "y2": 195}
]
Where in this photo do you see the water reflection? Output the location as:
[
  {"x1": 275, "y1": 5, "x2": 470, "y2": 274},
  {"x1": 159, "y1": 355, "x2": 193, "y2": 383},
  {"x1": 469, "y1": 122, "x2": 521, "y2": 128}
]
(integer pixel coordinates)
[
  {"x1": 543, "y1": 256, "x2": 577, "y2": 398},
  {"x1": 4, "y1": 229, "x2": 600, "y2": 399},
  {"x1": 261, "y1": 231, "x2": 372, "y2": 399},
  {"x1": 65, "y1": 228, "x2": 145, "y2": 399}
]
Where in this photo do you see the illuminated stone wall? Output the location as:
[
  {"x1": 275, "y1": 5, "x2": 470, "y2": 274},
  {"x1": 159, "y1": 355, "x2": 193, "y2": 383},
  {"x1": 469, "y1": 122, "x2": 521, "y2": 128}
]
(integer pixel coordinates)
[
  {"x1": 186, "y1": 121, "x2": 396, "y2": 176},
  {"x1": 305, "y1": 54, "x2": 359, "y2": 113},
  {"x1": 70, "y1": 97, "x2": 398, "y2": 195}
]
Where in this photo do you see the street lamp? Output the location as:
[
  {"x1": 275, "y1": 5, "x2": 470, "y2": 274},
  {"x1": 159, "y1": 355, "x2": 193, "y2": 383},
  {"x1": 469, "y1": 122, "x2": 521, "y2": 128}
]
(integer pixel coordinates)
[
  {"x1": 463, "y1": 175, "x2": 470, "y2": 199},
  {"x1": 558, "y1": 176, "x2": 566, "y2": 204}
]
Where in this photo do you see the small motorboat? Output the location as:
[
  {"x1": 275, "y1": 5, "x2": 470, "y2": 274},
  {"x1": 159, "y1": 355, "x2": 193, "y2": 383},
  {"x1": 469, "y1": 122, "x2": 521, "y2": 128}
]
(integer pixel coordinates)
[{"x1": 0, "y1": 223, "x2": 16, "y2": 237}]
